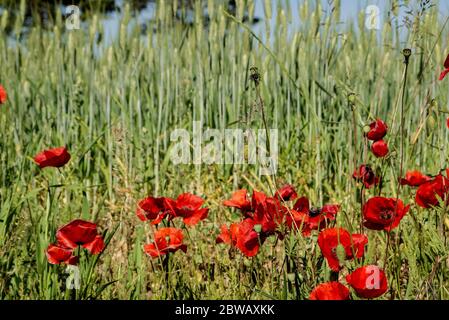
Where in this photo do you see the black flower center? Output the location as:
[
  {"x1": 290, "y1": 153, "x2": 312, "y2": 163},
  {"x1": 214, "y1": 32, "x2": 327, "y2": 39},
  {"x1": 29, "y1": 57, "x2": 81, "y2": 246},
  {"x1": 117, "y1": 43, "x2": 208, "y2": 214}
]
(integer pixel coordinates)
[
  {"x1": 380, "y1": 210, "x2": 393, "y2": 220},
  {"x1": 309, "y1": 208, "x2": 321, "y2": 218}
]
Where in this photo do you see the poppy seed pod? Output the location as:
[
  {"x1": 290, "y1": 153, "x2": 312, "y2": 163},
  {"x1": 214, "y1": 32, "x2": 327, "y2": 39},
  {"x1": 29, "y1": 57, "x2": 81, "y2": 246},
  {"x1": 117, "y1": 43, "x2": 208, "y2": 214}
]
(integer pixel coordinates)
[
  {"x1": 348, "y1": 92, "x2": 356, "y2": 104},
  {"x1": 403, "y1": 48, "x2": 411, "y2": 64}
]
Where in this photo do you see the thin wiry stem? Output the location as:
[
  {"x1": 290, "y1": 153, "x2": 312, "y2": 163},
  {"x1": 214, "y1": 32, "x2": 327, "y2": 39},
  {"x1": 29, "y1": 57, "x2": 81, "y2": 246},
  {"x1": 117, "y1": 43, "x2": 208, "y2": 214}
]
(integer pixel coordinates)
[{"x1": 384, "y1": 49, "x2": 411, "y2": 275}]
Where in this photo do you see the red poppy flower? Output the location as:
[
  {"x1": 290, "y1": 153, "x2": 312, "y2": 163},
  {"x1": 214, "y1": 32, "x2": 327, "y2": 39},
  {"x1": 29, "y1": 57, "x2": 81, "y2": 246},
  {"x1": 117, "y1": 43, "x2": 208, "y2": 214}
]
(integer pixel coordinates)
[
  {"x1": 371, "y1": 140, "x2": 389, "y2": 158},
  {"x1": 286, "y1": 197, "x2": 339, "y2": 236},
  {"x1": 309, "y1": 282, "x2": 350, "y2": 300},
  {"x1": 136, "y1": 196, "x2": 170, "y2": 224},
  {"x1": 439, "y1": 54, "x2": 449, "y2": 81},
  {"x1": 253, "y1": 196, "x2": 287, "y2": 235},
  {"x1": 353, "y1": 165, "x2": 379, "y2": 189},
  {"x1": 251, "y1": 190, "x2": 267, "y2": 210},
  {"x1": 362, "y1": 197, "x2": 410, "y2": 231},
  {"x1": 34, "y1": 147, "x2": 71, "y2": 169},
  {"x1": 223, "y1": 189, "x2": 252, "y2": 212},
  {"x1": 165, "y1": 193, "x2": 209, "y2": 226},
  {"x1": 275, "y1": 184, "x2": 298, "y2": 201},
  {"x1": 0, "y1": 85, "x2": 7, "y2": 104},
  {"x1": 348, "y1": 233, "x2": 369, "y2": 259},
  {"x1": 216, "y1": 223, "x2": 239, "y2": 246},
  {"x1": 46, "y1": 244, "x2": 78, "y2": 265},
  {"x1": 366, "y1": 119, "x2": 388, "y2": 141},
  {"x1": 317, "y1": 228, "x2": 368, "y2": 271},
  {"x1": 216, "y1": 219, "x2": 261, "y2": 257},
  {"x1": 56, "y1": 219, "x2": 104, "y2": 254},
  {"x1": 400, "y1": 170, "x2": 432, "y2": 187},
  {"x1": 82, "y1": 235, "x2": 105, "y2": 255},
  {"x1": 292, "y1": 196, "x2": 309, "y2": 212},
  {"x1": 144, "y1": 227, "x2": 187, "y2": 258},
  {"x1": 446, "y1": 118, "x2": 449, "y2": 130},
  {"x1": 346, "y1": 265, "x2": 388, "y2": 299},
  {"x1": 416, "y1": 174, "x2": 449, "y2": 208},
  {"x1": 235, "y1": 218, "x2": 261, "y2": 257}
]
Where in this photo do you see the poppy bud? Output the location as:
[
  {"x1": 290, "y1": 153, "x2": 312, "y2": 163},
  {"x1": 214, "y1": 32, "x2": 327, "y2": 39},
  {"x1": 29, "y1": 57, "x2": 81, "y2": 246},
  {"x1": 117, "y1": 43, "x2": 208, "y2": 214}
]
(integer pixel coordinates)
[
  {"x1": 426, "y1": 114, "x2": 436, "y2": 130},
  {"x1": 335, "y1": 244, "x2": 346, "y2": 264},
  {"x1": 348, "y1": 93, "x2": 356, "y2": 104},
  {"x1": 430, "y1": 98, "x2": 438, "y2": 109},
  {"x1": 363, "y1": 125, "x2": 371, "y2": 134}
]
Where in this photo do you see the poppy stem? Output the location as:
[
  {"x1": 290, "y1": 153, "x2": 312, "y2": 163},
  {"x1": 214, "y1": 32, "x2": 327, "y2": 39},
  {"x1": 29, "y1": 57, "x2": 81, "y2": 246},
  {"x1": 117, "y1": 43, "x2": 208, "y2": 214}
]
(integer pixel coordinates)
[
  {"x1": 383, "y1": 49, "x2": 411, "y2": 273},
  {"x1": 330, "y1": 270, "x2": 339, "y2": 282},
  {"x1": 250, "y1": 66, "x2": 278, "y2": 193},
  {"x1": 163, "y1": 253, "x2": 170, "y2": 298},
  {"x1": 349, "y1": 94, "x2": 358, "y2": 172}
]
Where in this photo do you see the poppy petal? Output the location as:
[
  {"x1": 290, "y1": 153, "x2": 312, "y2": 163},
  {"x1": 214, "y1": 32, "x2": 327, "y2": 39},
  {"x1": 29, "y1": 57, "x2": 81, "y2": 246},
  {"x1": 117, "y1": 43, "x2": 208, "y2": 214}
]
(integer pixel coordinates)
[{"x1": 439, "y1": 68, "x2": 449, "y2": 81}]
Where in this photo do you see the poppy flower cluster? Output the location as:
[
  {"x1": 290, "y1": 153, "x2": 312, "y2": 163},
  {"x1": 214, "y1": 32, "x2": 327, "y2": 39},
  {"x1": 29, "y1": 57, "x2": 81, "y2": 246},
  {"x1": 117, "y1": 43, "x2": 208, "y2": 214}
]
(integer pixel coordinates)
[
  {"x1": 218, "y1": 185, "x2": 340, "y2": 257},
  {"x1": 137, "y1": 192, "x2": 209, "y2": 258},
  {"x1": 366, "y1": 119, "x2": 389, "y2": 158},
  {"x1": 286, "y1": 196, "x2": 340, "y2": 237},
  {"x1": 313, "y1": 226, "x2": 389, "y2": 300},
  {"x1": 46, "y1": 219, "x2": 105, "y2": 265},
  {"x1": 137, "y1": 193, "x2": 209, "y2": 227},
  {"x1": 34, "y1": 147, "x2": 71, "y2": 169},
  {"x1": 403, "y1": 169, "x2": 449, "y2": 209},
  {"x1": 310, "y1": 265, "x2": 388, "y2": 300}
]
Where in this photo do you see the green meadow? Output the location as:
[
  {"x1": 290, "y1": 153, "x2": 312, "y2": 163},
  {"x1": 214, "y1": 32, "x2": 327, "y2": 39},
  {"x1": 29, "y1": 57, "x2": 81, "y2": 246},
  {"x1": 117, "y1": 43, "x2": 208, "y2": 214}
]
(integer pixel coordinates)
[{"x1": 1, "y1": 0, "x2": 449, "y2": 299}]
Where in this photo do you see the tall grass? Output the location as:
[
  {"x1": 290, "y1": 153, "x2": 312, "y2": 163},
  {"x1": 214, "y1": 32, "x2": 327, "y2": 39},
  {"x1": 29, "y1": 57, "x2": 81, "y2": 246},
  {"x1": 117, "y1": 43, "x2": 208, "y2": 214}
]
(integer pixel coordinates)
[{"x1": 0, "y1": 0, "x2": 449, "y2": 299}]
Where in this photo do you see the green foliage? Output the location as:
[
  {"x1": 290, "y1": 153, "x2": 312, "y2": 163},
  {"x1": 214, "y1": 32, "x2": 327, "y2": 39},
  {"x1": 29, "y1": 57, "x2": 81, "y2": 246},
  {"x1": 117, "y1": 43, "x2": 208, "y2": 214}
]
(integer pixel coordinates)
[{"x1": 0, "y1": 0, "x2": 449, "y2": 299}]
